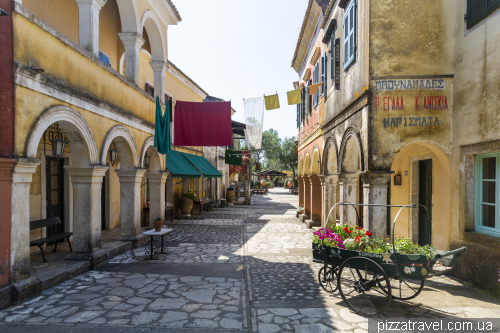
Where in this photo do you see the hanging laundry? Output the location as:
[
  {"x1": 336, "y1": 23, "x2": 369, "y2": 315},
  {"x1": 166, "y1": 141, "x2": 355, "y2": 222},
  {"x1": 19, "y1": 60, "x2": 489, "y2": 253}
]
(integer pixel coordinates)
[
  {"x1": 244, "y1": 97, "x2": 265, "y2": 149},
  {"x1": 225, "y1": 150, "x2": 242, "y2": 165},
  {"x1": 264, "y1": 93, "x2": 280, "y2": 111},
  {"x1": 308, "y1": 82, "x2": 323, "y2": 95},
  {"x1": 174, "y1": 101, "x2": 232, "y2": 146},
  {"x1": 154, "y1": 96, "x2": 170, "y2": 154},
  {"x1": 287, "y1": 89, "x2": 302, "y2": 105}
]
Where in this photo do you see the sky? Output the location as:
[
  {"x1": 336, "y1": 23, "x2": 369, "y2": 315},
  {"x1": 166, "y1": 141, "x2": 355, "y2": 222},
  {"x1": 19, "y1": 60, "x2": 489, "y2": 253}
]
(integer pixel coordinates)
[{"x1": 168, "y1": 0, "x2": 309, "y2": 140}]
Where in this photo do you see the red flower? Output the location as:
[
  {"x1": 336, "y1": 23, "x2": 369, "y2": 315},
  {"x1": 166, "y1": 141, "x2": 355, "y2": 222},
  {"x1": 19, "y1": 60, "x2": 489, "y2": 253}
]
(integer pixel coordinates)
[
  {"x1": 355, "y1": 236, "x2": 361, "y2": 243},
  {"x1": 343, "y1": 227, "x2": 352, "y2": 234},
  {"x1": 355, "y1": 226, "x2": 362, "y2": 230},
  {"x1": 366, "y1": 231, "x2": 372, "y2": 237}
]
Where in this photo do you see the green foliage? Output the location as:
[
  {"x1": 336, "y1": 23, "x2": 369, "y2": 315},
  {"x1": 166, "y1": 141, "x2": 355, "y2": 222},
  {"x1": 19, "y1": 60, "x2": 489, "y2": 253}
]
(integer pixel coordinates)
[
  {"x1": 294, "y1": 178, "x2": 299, "y2": 188},
  {"x1": 393, "y1": 237, "x2": 436, "y2": 261},
  {"x1": 183, "y1": 189, "x2": 195, "y2": 201},
  {"x1": 155, "y1": 216, "x2": 162, "y2": 221},
  {"x1": 266, "y1": 182, "x2": 271, "y2": 187}
]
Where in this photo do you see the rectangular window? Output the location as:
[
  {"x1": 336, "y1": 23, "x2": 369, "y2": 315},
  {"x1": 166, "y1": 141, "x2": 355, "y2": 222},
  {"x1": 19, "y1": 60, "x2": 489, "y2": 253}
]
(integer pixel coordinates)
[
  {"x1": 296, "y1": 104, "x2": 300, "y2": 128},
  {"x1": 467, "y1": 0, "x2": 500, "y2": 28},
  {"x1": 343, "y1": 0, "x2": 356, "y2": 70},
  {"x1": 145, "y1": 83, "x2": 154, "y2": 97},
  {"x1": 99, "y1": 51, "x2": 110, "y2": 66},
  {"x1": 330, "y1": 35, "x2": 335, "y2": 81},
  {"x1": 476, "y1": 153, "x2": 500, "y2": 237},
  {"x1": 313, "y1": 63, "x2": 319, "y2": 108},
  {"x1": 321, "y1": 53, "x2": 326, "y2": 97}
]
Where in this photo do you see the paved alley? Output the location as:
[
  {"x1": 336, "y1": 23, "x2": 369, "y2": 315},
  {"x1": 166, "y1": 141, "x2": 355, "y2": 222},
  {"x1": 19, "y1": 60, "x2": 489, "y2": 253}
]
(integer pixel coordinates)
[{"x1": 1, "y1": 188, "x2": 499, "y2": 333}]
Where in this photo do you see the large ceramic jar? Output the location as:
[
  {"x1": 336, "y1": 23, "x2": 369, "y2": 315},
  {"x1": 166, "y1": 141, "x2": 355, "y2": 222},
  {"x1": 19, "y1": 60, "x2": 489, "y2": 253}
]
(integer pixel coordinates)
[
  {"x1": 179, "y1": 197, "x2": 193, "y2": 214},
  {"x1": 226, "y1": 189, "x2": 235, "y2": 203},
  {"x1": 260, "y1": 180, "x2": 266, "y2": 187},
  {"x1": 288, "y1": 181, "x2": 294, "y2": 188}
]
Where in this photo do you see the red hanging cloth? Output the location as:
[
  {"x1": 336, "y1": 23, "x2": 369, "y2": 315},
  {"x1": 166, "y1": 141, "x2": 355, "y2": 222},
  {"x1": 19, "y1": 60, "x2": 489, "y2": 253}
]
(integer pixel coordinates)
[{"x1": 174, "y1": 101, "x2": 232, "y2": 146}]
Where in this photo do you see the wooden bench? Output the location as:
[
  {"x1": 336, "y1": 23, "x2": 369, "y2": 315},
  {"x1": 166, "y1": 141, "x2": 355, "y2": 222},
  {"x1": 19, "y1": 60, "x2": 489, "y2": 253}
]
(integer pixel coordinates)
[{"x1": 30, "y1": 217, "x2": 73, "y2": 263}]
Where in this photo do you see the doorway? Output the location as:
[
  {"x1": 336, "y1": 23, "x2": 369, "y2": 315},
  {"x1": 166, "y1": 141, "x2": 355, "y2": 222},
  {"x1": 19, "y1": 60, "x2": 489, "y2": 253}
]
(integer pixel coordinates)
[
  {"x1": 418, "y1": 159, "x2": 432, "y2": 245},
  {"x1": 46, "y1": 157, "x2": 64, "y2": 238},
  {"x1": 101, "y1": 173, "x2": 106, "y2": 230}
]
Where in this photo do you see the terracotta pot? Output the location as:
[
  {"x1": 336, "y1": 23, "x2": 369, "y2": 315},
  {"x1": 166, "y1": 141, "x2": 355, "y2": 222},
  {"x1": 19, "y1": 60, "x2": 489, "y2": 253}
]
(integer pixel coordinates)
[
  {"x1": 154, "y1": 220, "x2": 163, "y2": 232},
  {"x1": 260, "y1": 180, "x2": 266, "y2": 186},
  {"x1": 226, "y1": 189, "x2": 235, "y2": 203},
  {"x1": 179, "y1": 197, "x2": 193, "y2": 215},
  {"x1": 288, "y1": 181, "x2": 294, "y2": 188}
]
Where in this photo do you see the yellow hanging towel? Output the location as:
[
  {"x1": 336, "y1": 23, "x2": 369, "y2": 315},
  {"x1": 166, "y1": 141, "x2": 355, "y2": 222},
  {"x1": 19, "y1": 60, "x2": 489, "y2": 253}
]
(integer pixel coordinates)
[
  {"x1": 308, "y1": 82, "x2": 323, "y2": 95},
  {"x1": 264, "y1": 94, "x2": 280, "y2": 110},
  {"x1": 287, "y1": 89, "x2": 302, "y2": 105}
]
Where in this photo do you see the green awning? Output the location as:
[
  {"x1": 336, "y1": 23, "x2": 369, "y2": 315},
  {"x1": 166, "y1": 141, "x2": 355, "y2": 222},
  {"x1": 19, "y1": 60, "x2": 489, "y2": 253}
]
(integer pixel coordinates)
[
  {"x1": 166, "y1": 150, "x2": 201, "y2": 178},
  {"x1": 181, "y1": 153, "x2": 223, "y2": 178}
]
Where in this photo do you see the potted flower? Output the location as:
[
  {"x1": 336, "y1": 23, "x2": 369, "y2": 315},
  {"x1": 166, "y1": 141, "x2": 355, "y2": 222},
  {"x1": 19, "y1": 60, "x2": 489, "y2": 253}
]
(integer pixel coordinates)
[
  {"x1": 226, "y1": 186, "x2": 235, "y2": 203},
  {"x1": 154, "y1": 216, "x2": 163, "y2": 232},
  {"x1": 179, "y1": 190, "x2": 195, "y2": 214}
]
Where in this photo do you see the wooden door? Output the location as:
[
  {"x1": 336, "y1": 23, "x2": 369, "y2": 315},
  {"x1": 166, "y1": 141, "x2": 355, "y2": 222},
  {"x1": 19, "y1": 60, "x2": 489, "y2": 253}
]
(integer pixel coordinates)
[
  {"x1": 46, "y1": 157, "x2": 64, "y2": 238},
  {"x1": 418, "y1": 159, "x2": 432, "y2": 245}
]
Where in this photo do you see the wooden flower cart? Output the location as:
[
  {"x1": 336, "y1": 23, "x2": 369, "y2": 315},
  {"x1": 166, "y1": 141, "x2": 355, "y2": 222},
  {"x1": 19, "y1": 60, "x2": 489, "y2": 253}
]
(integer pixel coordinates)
[{"x1": 313, "y1": 202, "x2": 466, "y2": 317}]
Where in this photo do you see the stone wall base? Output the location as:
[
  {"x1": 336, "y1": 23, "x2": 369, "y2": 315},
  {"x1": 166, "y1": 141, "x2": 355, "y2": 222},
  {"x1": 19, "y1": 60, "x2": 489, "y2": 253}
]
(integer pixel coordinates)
[
  {"x1": 65, "y1": 249, "x2": 109, "y2": 269},
  {"x1": 451, "y1": 233, "x2": 500, "y2": 297},
  {"x1": 11, "y1": 277, "x2": 42, "y2": 305},
  {"x1": 115, "y1": 234, "x2": 148, "y2": 248},
  {"x1": 305, "y1": 219, "x2": 321, "y2": 229}
]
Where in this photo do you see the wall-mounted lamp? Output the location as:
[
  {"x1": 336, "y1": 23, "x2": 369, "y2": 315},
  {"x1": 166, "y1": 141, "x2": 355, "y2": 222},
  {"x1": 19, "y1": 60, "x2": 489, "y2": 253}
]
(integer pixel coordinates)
[
  {"x1": 44, "y1": 123, "x2": 66, "y2": 160},
  {"x1": 144, "y1": 155, "x2": 150, "y2": 170},
  {"x1": 394, "y1": 172, "x2": 402, "y2": 186},
  {"x1": 52, "y1": 138, "x2": 66, "y2": 160},
  {"x1": 108, "y1": 140, "x2": 118, "y2": 166}
]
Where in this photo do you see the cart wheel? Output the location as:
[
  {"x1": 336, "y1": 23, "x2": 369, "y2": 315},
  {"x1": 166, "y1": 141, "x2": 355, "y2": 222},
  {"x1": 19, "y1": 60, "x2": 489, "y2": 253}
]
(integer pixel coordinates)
[
  {"x1": 337, "y1": 257, "x2": 392, "y2": 317},
  {"x1": 378, "y1": 278, "x2": 425, "y2": 301},
  {"x1": 318, "y1": 266, "x2": 338, "y2": 293}
]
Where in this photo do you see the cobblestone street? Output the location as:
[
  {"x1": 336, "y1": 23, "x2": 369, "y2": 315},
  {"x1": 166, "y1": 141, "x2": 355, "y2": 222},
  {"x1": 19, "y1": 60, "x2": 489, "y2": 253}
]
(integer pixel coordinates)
[{"x1": 1, "y1": 188, "x2": 500, "y2": 333}]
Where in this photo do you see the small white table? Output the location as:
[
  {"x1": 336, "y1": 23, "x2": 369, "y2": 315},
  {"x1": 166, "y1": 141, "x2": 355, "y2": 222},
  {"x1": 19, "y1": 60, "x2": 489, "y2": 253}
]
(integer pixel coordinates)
[{"x1": 141, "y1": 228, "x2": 173, "y2": 260}]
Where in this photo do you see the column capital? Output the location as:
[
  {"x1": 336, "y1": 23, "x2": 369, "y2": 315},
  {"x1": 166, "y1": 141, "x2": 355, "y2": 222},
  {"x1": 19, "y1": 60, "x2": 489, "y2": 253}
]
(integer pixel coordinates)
[
  {"x1": 146, "y1": 171, "x2": 168, "y2": 182},
  {"x1": 362, "y1": 172, "x2": 392, "y2": 186},
  {"x1": 12, "y1": 159, "x2": 41, "y2": 184},
  {"x1": 320, "y1": 174, "x2": 339, "y2": 185},
  {"x1": 115, "y1": 168, "x2": 147, "y2": 183},
  {"x1": 64, "y1": 165, "x2": 108, "y2": 183},
  {"x1": 76, "y1": 0, "x2": 107, "y2": 10},
  {"x1": 118, "y1": 32, "x2": 145, "y2": 49},
  {"x1": 338, "y1": 172, "x2": 359, "y2": 184},
  {"x1": 149, "y1": 61, "x2": 168, "y2": 73}
]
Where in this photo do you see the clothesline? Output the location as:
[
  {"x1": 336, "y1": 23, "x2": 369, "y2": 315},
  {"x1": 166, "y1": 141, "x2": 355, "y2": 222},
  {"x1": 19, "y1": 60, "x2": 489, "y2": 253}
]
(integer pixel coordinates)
[{"x1": 223, "y1": 83, "x2": 318, "y2": 104}]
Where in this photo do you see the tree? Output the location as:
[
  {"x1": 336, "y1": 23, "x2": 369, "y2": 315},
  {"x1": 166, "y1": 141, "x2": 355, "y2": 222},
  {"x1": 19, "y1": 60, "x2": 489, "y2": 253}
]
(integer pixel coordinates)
[
  {"x1": 249, "y1": 129, "x2": 281, "y2": 172},
  {"x1": 279, "y1": 136, "x2": 298, "y2": 180}
]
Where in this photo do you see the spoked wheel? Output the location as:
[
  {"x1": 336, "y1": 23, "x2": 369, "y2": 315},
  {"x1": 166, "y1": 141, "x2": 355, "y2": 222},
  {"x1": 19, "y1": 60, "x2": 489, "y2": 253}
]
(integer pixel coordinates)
[
  {"x1": 337, "y1": 257, "x2": 392, "y2": 317},
  {"x1": 378, "y1": 277, "x2": 425, "y2": 301},
  {"x1": 318, "y1": 266, "x2": 338, "y2": 293}
]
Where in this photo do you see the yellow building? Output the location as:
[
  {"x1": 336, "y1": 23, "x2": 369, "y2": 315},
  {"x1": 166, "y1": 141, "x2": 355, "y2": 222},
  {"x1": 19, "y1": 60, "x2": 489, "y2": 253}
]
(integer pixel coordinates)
[{"x1": 1, "y1": 0, "x2": 219, "y2": 297}]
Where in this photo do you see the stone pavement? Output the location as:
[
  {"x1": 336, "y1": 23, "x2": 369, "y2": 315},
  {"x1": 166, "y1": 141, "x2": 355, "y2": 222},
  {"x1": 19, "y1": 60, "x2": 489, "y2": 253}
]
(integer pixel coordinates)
[{"x1": 1, "y1": 188, "x2": 500, "y2": 332}]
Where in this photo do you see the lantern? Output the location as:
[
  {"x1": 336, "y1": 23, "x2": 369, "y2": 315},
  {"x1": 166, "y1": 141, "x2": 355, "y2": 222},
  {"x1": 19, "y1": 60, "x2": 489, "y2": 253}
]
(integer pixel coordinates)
[
  {"x1": 256, "y1": 162, "x2": 261, "y2": 171},
  {"x1": 144, "y1": 155, "x2": 151, "y2": 169},
  {"x1": 52, "y1": 138, "x2": 66, "y2": 159},
  {"x1": 108, "y1": 140, "x2": 118, "y2": 166},
  {"x1": 394, "y1": 172, "x2": 402, "y2": 186}
]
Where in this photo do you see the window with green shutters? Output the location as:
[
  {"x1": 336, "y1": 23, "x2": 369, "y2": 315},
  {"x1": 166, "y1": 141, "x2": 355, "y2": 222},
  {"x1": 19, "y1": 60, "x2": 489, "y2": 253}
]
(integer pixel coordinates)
[
  {"x1": 330, "y1": 35, "x2": 335, "y2": 80},
  {"x1": 296, "y1": 104, "x2": 300, "y2": 128},
  {"x1": 321, "y1": 53, "x2": 326, "y2": 97},
  {"x1": 343, "y1": 0, "x2": 356, "y2": 70},
  {"x1": 313, "y1": 63, "x2": 319, "y2": 108},
  {"x1": 475, "y1": 153, "x2": 500, "y2": 237},
  {"x1": 468, "y1": 0, "x2": 500, "y2": 28}
]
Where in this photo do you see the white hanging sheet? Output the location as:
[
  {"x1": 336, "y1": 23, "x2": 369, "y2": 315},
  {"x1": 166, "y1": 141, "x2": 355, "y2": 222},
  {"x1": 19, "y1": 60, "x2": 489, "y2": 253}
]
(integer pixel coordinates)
[{"x1": 243, "y1": 97, "x2": 265, "y2": 149}]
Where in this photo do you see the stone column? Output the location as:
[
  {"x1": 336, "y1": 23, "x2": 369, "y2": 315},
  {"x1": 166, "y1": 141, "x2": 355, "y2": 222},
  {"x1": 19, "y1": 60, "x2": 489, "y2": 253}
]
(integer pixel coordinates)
[
  {"x1": 64, "y1": 166, "x2": 108, "y2": 268},
  {"x1": 10, "y1": 159, "x2": 40, "y2": 283},
  {"x1": 308, "y1": 175, "x2": 322, "y2": 227},
  {"x1": 118, "y1": 33, "x2": 145, "y2": 86},
  {"x1": 0, "y1": 159, "x2": 16, "y2": 287},
  {"x1": 321, "y1": 174, "x2": 339, "y2": 228},
  {"x1": 76, "y1": 0, "x2": 107, "y2": 56},
  {"x1": 362, "y1": 172, "x2": 391, "y2": 238},
  {"x1": 339, "y1": 173, "x2": 359, "y2": 226},
  {"x1": 115, "y1": 169, "x2": 147, "y2": 246},
  {"x1": 298, "y1": 176, "x2": 305, "y2": 209},
  {"x1": 303, "y1": 176, "x2": 311, "y2": 220},
  {"x1": 150, "y1": 61, "x2": 168, "y2": 104},
  {"x1": 147, "y1": 171, "x2": 167, "y2": 228}
]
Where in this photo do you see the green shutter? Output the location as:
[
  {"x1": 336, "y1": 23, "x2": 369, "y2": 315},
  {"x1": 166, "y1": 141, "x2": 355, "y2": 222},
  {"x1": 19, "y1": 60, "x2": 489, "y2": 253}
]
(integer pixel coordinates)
[
  {"x1": 321, "y1": 54, "x2": 326, "y2": 96},
  {"x1": 330, "y1": 36, "x2": 335, "y2": 79},
  {"x1": 344, "y1": 0, "x2": 356, "y2": 69},
  {"x1": 468, "y1": 0, "x2": 484, "y2": 28},
  {"x1": 296, "y1": 104, "x2": 300, "y2": 128},
  {"x1": 485, "y1": 0, "x2": 500, "y2": 15}
]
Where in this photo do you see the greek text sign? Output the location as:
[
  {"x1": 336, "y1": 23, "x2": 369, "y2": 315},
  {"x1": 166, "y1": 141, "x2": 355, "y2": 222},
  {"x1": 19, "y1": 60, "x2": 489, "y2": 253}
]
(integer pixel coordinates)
[{"x1": 375, "y1": 79, "x2": 445, "y2": 91}]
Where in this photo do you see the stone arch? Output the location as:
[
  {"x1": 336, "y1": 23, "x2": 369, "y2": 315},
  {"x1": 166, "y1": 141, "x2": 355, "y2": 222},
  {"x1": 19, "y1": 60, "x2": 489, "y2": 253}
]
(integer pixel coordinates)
[
  {"x1": 322, "y1": 137, "x2": 338, "y2": 175},
  {"x1": 100, "y1": 125, "x2": 140, "y2": 168},
  {"x1": 140, "y1": 137, "x2": 165, "y2": 171},
  {"x1": 304, "y1": 151, "x2": 311, "y2": 176},
  {"x1": 116, "y1": 0, "x2": 141, "y2": 33},
  {"x1": 141, "y1": 10, "x2": 167, "y2": 63},
  {"x1": 339, "y1": 127, "x2": 364, "y2": 173},
  {"x1": 26, "y1": 105, "x2": 99, "y2": 165},
  {"x1": 311, "y1": 147, "x2": 321, "y2": 176}
]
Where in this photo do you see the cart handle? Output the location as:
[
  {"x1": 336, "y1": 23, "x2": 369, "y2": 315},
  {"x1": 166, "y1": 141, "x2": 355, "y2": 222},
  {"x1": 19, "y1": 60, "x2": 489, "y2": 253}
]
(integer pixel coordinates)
[{"x1": 434, "y1": 246, "x2": 466, "y2": 259}]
